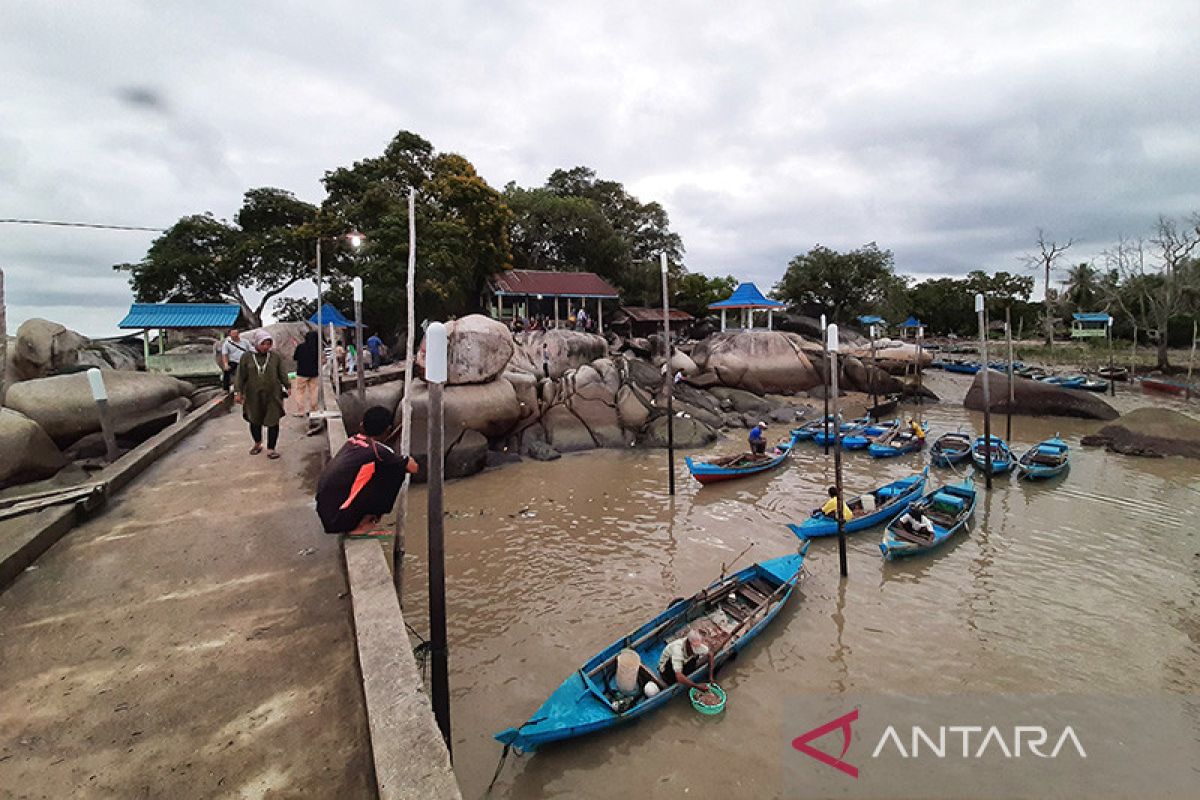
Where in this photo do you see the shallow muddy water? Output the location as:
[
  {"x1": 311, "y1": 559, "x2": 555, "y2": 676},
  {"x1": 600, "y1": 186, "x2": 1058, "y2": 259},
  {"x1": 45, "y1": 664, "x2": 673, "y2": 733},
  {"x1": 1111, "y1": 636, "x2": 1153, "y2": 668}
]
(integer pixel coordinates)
[{"x1": 400, "y1": 373, "x2": 1200, "y2": 799}]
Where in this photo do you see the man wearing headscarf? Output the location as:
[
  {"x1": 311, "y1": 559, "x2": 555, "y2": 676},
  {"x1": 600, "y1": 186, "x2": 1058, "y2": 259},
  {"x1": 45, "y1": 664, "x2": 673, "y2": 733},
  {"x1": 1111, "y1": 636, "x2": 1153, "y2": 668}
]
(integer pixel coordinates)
[{"x1": 235, "y1": 331, "x2": 290, "y2": 459}]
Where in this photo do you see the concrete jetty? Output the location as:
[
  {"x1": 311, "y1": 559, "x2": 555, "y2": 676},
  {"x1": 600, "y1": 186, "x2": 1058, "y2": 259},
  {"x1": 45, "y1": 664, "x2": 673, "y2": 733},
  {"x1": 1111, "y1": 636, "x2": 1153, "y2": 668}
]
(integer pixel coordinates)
[{"x1": 0, "y1": 411, "x2": 373, "y2": 797}]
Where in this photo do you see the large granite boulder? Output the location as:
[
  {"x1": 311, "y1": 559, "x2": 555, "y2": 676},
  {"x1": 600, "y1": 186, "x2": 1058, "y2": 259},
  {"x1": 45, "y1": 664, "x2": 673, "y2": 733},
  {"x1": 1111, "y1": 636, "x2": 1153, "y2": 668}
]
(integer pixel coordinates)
[
  {"x1": 0, "y1": 408, "x2": 67, "y2": 487},
  {"x1": 4, "y1": 371, "x2": 194, "y2": 446},
  {"x1": 708, "y1": 386, "x2": 773, "y2": 414},
  {"x1": 399, "y1": 378, "x2": 522, "y2": 440},
  {"x1": 337, "y1": 380, "x2": 406, "y2": 437},
  {"x1": 691, "y1": 331, "x2": 820, "y2": 393},
  {"x1": 616, "y1": 384, "x2": 652, "y2": 430},
  {"x1": 963, "y1": 372, "x2": 1118, "y2": 420},
  {"x1": 502, "y1": 371, "x2": 539, "y2": 420},
  {"x1": 1082, "y1": 407, "x2": 1200, "y2": 459},
  {"x1": 509, "y1": 330, "x2": 608, "y2": 379},
  {"x1": 640, "y1": 415, "x2": 719, "y2": 448},
  {"x1": 13, "y1": 318, "x2": 90, "y2": 380},
  {"x1": 414, "y1": 314, "x2": 514, "y2": 385}
]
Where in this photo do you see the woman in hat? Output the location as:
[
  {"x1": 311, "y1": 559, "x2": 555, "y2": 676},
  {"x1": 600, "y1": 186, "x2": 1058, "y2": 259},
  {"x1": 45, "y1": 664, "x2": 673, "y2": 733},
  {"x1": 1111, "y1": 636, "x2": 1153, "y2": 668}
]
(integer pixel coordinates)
[{"x1": 235, "y1": 330, "x2": 290, "y2": 459}]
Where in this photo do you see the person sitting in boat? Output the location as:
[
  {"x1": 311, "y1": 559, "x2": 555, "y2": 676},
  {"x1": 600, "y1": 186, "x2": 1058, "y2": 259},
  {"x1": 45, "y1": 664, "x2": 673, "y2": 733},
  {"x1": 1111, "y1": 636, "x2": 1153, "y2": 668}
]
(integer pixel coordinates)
[
  {"x1": 748, "y1": 422, "x2": 768, "y2": 455},
  {"x1": 909, "y1": 419, "x2": 926, "y2": 439},
  {"x1": 657, "y1": 629, "x2": 713, "y2": 691},
  {"x1": 821, "y1": 486, "x2": 854, "y2": 522},
  {"x1": 896, "y1": 506, "x2": 935, "y2": 539}
]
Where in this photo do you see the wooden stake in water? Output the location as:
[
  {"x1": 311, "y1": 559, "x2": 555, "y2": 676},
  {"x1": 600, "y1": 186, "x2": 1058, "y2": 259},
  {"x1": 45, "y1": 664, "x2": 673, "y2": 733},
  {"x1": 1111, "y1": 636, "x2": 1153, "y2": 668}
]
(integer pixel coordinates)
[
  {"x1": 868, "y1": 324, "x2": 878, "y2": 416},
  {"x1": 827, "y1": 324, "x2": 847, "y2": 578},
  {"x1": 976, "y1": 294, "x2": 993, "y2": 491},
  {"x1": 1107, "y1": 316, "x2": 1116, "y2": 397},
  {"x1": 1005, "y1": 307, "x2": 1014, "y2": 442},
  {"x1": 1188, "y1": 320, "x2": 1197, "y2": 391},
  {"x1": 821, "y1": 314, "x2": 829, "y2": 455},
  {"x1": 1130, "y1": 324, "x2": 1138, "y2": 379},
  {"x1": 425, "y1": 322, "x2": 451, "y2": 752},
  {"x1": 661, "y1": 253, "x2": 675, "y2": 496}
]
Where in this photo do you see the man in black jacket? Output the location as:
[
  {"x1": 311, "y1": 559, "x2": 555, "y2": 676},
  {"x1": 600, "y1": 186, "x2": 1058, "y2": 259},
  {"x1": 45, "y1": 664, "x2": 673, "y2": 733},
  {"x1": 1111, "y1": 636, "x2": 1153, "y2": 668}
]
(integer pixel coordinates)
[{"x1": 316, "y1": 406, "x2": 418, "y2": 536}]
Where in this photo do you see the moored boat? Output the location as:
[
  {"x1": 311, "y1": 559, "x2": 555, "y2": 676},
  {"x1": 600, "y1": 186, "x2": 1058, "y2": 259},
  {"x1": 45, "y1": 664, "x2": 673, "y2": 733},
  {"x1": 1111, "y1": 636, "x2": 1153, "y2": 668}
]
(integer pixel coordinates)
[
  {"x1": 1139, "y1": 377, "x2": 1193, "y2": 399},
  {"x1": 791, "y1": 415, "x2": 836, "y2": 441},
  {"x1": 1016, "y1": 436, "x2": 1070, "y2": 480},
  {"x1": 971, "y1": 435, "x2": 1014, "y2": 475},
  {"x1": 879, "y1": 478, "x2": 977, "y2": 559},
  {"x1": 811, "y1": 417, "x2": 870, "y2": 447},
  {"x1": 867, "y1": 423, "x2": 930, "y2": 458},
  {"x1": 1077, "y1": 379, "x2": 1109, "y2": 392},
  {"x1": 494, "y1": 545, "x2": 809, "y2": 752},
  {"x1": 843, "y1": 418, "x2": 899, "y2": 450},
  {"x1": 685, "y1": 434, "x2": 799, "y2": 484},
  {"x1": 930, "y1": 431, "x2": 972, "y2": 467},
  {"x1": 1097, "y1": 366, "x2": 1128, "y2": 382},
  {"x1": 943, "y1": 362, "x2": 981, "y2": 375},
  {"x1": 787, "y1": 469, "x2": 927, "y2": 538},
  {"x1": 1039, "y1": 374, "x2": 1086, "y2": 389}
]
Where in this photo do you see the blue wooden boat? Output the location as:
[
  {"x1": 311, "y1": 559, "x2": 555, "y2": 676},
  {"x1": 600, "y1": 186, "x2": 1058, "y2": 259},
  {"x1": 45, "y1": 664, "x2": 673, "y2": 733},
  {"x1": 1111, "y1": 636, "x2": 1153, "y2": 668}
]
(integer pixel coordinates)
[
  {"x1": 790, "y1": 415, "x2": 836, "y2": 441},
  {"x1": 787, "y1": 469, "x2": 927, "y2": 538},
  {"x1": 685, "y1": 433, "x2": 799, "y2": 485},
  {"x1": 494, "y1": 545, "x2": 809, "y2": 753},
  {"x1": 1039, "y1": 375, "x2": 1085, "y2": 389},
  {"x1": 943, "y1": 362, "x2": 981, "y2": 375},
  {"x1": 971, "y1": 435, "x2": 1014, "y2": 475},
  {"x1": 879, "y1": 478, "x2": 977, "y2": 559},
  {"x1": 1077, "y1": 378, "x2": 1109, "y2": 392},
  {"x1": 867, "y1": 422, "x2": 929, "y2": 458},
  {"x1": 843, "y1": 418, "x2": 899, "y2": 450},
  {"x1": 1016, "y1": 436, "x2": 1070, "y2": 479},
  {"x1": 930, "y1": 431, "x2": 972, "y2": 467},
  {"x1": 811, "y1": 417, "x2": 870, "y2": 447}
]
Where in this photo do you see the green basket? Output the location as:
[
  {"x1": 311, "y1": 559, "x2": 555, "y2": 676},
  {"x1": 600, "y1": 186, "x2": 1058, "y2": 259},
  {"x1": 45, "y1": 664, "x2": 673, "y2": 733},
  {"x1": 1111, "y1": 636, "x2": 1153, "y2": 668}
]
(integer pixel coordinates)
[{"x1": 688, "y1": 683, "x2": 726, "y2": 715}]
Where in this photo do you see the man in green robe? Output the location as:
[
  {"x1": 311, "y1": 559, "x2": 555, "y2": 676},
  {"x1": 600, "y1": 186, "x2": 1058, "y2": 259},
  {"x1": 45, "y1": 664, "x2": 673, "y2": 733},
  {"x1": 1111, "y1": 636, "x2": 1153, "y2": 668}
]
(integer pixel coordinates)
[{"x1": 235, "y1": 331, "x2": 290, "y2": 459}]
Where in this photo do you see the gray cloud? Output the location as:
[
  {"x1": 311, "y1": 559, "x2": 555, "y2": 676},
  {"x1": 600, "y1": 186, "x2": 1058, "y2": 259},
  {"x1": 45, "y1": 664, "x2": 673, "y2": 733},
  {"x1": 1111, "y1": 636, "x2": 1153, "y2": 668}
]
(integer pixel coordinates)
[{"x1": 3, "y1": 0, "x2": 1200, "y2": 335}]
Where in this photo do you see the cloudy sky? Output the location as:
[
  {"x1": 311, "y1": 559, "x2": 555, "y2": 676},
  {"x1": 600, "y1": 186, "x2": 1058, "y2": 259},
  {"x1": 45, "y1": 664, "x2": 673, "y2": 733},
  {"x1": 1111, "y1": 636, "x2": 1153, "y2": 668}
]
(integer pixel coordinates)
[{"x1": 3, "y1": 1, "x2": 1200, "y2": 337}]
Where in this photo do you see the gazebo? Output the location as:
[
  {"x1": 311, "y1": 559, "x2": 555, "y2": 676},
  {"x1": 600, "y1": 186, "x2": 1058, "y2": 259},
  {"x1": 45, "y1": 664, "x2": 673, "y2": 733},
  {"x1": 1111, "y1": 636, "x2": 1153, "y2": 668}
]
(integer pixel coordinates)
[
  {"x1": 1070, "y1": 312, "x2": 1111, "y2": 339},
  {"x1": 309, "y1": 303, "x2": 355, "y2": 329},
  {"x1": 898, "y1": 315, "x2": 925, "y2": 339},
  {"x1": 708, "y1": 283, "x2": 786, "y2": 331},
  {"x1": 118, "y1": 302, "x2": 241, "y2": 377},
  {"x1": 857, "y1": 314, "x2": 887, "y2": 333},
  {"x1": 485, "y1": 269, "x2": 620, "y2": 331}
]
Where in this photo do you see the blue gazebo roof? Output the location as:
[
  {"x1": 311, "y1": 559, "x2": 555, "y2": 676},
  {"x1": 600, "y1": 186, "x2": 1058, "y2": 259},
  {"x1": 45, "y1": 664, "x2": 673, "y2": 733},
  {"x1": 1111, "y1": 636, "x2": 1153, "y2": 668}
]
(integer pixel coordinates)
[
  {"x1": 708, "y1": 282, "x2": 786, "y2": 310},
  {"x1": 310, "y1": 303, "x2": 355, "y2": 328},
  {"x1": 899, "y1": 316, "x2": 924, "y2": 328},
  {"x1": 119, "y1": 303, "x2": 240, "y2": 329},
  {"x1": 857, "y1": 315, "x2": 886, "y2": 325},
  {"x1": 1072, "y1": 312, "x2": 1111, "y2": 323}
]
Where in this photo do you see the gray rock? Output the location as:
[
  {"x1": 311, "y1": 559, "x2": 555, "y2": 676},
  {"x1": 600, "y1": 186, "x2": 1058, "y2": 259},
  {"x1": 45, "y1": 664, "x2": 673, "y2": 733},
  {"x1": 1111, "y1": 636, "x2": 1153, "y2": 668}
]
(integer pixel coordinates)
[
  {"x1": 415, "y1": 314, "x2": 514, "y2": 385},
  {"x1": 692, "y1": 330, "x2": 821, "y2": 393},
  {"x1": 624, "y1": 357, "x2": 662, "y2": 391},
  {"x1": 709, "y1": 386, "x2": 773, "y2": 413},
  {"x1": 1091, "y1": 407, "x2": 1200, "y2": 459},
  {"x1": 524, "y1": 439, "x2": 562, "y2": 461},
  {"x1": 616, "y1": 384, "x2": 652, "y2": 430},
  {"x1": 0, "y1": 408, "x2": 66, "y2": 487},
  {"x1": 640, "y1": 415, "x2": 719, "y2": 448},
  {"x1": 963, "y1": 372, "x2": 1118, "y2": 420},
  {"x1": 13, "y1": 318, "x2": 90, "y2": 380},
  {"x1": 338, "y1": 380, "x2": 405, "y2": 437},
  {"x1": 509, "y1": 330, "x2": 607, "y2": 380},
  {"x1": 542, "y1": 405, "x2": 598, "y2": 452}
]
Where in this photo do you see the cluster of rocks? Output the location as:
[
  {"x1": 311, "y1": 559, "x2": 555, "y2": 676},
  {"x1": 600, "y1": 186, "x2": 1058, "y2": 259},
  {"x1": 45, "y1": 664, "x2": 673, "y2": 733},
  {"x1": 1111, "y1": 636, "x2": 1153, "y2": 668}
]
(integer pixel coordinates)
[
  {"x1": 336, "y1": 315, "x2": 933, "y2": 480},
  {"x1": 1081, "y1": 407, "x2": 1200, "y2": 459},
  {"x1": 963, "y1": 372, "x2": 1118, "y2": 420},
  {"x1": 1, "y1": 319, "x2": 213, "y2": 489}
]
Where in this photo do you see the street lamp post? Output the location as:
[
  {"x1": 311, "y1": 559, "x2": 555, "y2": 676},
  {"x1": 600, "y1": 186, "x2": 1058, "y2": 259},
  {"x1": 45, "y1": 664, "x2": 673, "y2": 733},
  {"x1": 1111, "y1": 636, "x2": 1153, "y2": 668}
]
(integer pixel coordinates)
[
  {"x1": 353, "y1": 276, "x2": 366, "y2": 408},
  {"x1": 425, "y1": 321, "x2": 452, "y2": 751},
  {"x1": 661, "y1": 253, "x2": 675, "y2": 496},
  {"x1": 314, "y1": 231, "x2": 364, "y2": 416},
  {"x1": 827, "y1": 324, "x2": 848, "y2": 578},
  {"x1": 976, "y1": 293, "x2": 993, "y2": 491},
  {"x1": 821, "y1": 313, "x2": 829, "y2": 455}
]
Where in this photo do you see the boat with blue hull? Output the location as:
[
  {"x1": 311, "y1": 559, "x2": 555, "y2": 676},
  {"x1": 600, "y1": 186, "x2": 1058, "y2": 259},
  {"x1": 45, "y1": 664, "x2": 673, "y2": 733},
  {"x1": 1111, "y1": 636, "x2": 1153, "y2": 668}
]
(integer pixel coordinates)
[
  {"x1": 930, "y1": 431, "x2": 972, "y2": 467},
  {"x1": 685, "y1": 434, "x2": 799, "y2": 485},
  {"x1": 879, "y1": 478, "x2": 977, "y2": 559},
  {"x1": 971, "y1": 435, "x2": 1014, "y2": 475},
  {"x1": 843, "y1": 419, "x2": 899, "y2": 450},
  {"x1": 791, "y1": 416, "x2": 836, "y2": 441},
  {"x1": 867, "y1": 425, "x2": 929, "y2": 458},
  {"x1": 811, "y1": 417, "x2": 870, "y2": 447},
  {"x1": 1016, "y1": 437, "x2": 1070, "y2": 479},
  {"x1": 787, "y1": 470, "x2": 927, "y2": 538},
  {"x1": 943, "y1": 362, "x2": 981, "y2": 375},
  {"x1": 494, "y1": 545, "x2": 809, "y2": 753},
  {"x1": 1039, "y1": 375, "x2": 1086, "y2": 389}
]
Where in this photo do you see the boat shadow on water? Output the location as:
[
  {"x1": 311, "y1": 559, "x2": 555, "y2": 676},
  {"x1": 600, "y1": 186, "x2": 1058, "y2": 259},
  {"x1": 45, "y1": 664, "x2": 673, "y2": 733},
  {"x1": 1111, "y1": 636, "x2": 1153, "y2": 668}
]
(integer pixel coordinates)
[{"x1": 877, "y1": 524, "x2": 974, "y2": 586}]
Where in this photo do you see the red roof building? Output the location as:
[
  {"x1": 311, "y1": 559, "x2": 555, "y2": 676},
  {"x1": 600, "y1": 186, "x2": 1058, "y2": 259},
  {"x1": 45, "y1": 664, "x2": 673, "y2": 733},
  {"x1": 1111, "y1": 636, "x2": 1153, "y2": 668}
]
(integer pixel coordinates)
[{"x1": 485, "y1": 270, "x2": 621, "y2": 331}]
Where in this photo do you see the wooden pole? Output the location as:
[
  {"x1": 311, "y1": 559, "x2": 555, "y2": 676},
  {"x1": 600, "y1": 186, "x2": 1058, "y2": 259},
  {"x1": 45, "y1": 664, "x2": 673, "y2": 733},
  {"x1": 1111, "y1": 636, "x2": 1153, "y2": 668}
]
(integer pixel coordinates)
[
  {"x1": 1108, "y1": 318, "x2": 1116, "y2": 397},
  {"x1": 353, "y1": 278, "x2": 365, "y2": 408},
  {"x1": 868, "y1": 325, "x2": 878, "y2": 416},
  {"x1": 1130, "y1": 324, "x2": 1137, "y2": 379},
  {"x1": 1006, "y1": 307, "x2": 1014, "y2": 442},
  {"x1": 0, "y1": 268, "x2": 5, "y2": 404},
  {"x1": 821, "y1": 314, "x2": 829, "y2": 455},
  {"x1": 425, "y1": 323, "x2": 451, "y2": 752},
  {"x1": 916, "y1": 326, "x2": 924, "y2": 409},
  {"x1": 1188, "y1": 320, "x2": 1197, "y2": 390},
  {"x1": 315, "y1": 239, "x2": 327, "y2": 413},
  {"x1": 977, "y1": 295, "x2": 992, "y2": 491},
  {"x1": 828, "y1": 324, "x2": 847, "y2": 578},
  {"x1": 661, "y1": 254, "x2": 675, "y2": 496},
  {"x1": 394, "y1": 187, "x2": 417, "y2": 595}
]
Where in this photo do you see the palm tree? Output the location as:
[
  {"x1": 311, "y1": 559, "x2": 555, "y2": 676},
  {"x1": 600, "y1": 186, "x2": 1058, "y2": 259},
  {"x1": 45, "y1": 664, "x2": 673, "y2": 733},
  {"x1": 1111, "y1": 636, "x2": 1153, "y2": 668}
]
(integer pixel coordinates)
[{"x1": 1061, "y1": 262, "x2": 1101, "y2": 312}]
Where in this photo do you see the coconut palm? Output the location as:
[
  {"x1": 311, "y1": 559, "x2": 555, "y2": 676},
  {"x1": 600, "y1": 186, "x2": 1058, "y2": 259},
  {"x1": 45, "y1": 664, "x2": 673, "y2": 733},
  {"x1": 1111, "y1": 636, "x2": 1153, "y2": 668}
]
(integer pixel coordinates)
[{"x1": 1061, "y1": 262, "x2": 1102, "y2": 313}]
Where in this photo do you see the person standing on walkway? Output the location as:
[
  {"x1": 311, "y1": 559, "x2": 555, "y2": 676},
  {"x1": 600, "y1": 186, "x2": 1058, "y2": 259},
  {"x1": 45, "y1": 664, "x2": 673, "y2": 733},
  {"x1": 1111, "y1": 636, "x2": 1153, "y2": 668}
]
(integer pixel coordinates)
[
  {"x1": 220, "y1": 328, "x2": 251, "y2": 393},
  {"x1": 366, "y1": 332, "x2": 384, "y2": 369},
  {"x1": 235, "y1": 331, "x2": 289, "y2": 459},
  {"x1": 291, "y1": 330, "x2": 320, "y2": 418},
  {"x1": 316, "y1": 406, "x2": 418, "y2": 535}
]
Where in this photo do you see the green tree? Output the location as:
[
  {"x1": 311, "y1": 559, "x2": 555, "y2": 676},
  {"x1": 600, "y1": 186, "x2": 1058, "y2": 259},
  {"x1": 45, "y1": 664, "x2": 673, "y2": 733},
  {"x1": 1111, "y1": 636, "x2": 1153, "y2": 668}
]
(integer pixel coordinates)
[
  {"x1": 774, "y1": 243, "x2": 898, "y2": 322},
  {"x1": 1061, "y1": 262, "x2": 1102, "y2": 313},
  {"x1": 672, "y1": 272, "x2": 739, "y2": 318},
  {"x1": 114, "y1": 187, "x2": 318, "y2": 327},
  {"x1": 907, "y1": 278, "x2": 976, "y2": 336}
]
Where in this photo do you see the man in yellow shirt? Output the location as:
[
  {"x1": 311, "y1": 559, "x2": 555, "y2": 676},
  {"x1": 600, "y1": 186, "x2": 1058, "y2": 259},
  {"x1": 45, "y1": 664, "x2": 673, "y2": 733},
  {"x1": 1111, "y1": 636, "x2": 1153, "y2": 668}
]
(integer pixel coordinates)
[
  {"x1": 820, "y1": 486, "x2": 854, "y2": 521},
  {"x1": 910, "y1": 419, "x2": 926, "y2": 438}
]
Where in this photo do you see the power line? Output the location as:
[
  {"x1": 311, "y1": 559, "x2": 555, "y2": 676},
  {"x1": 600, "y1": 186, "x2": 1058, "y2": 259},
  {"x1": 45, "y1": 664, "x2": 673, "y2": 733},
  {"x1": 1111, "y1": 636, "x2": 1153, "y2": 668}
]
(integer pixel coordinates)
[{"x1": 0, "y1": 218, "x2": 165, "y2": 233}]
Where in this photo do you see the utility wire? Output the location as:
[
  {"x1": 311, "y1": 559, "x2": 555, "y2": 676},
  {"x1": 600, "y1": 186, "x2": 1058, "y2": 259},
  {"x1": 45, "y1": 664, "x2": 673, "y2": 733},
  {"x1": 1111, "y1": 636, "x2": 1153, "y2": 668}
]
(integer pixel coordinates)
[{"x1": 0, "y1": 218, "x2": 165, "y2": 233}]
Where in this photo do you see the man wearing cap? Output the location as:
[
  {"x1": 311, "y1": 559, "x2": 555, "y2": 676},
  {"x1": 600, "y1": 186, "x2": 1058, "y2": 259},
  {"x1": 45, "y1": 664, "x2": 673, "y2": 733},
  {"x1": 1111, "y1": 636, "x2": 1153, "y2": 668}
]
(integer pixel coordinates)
[
  {"x1": 219, "y1": 328, "x2": 251, "y2": 393},
  {"x1": 748, "y1": 421, "x2": 768, "y2": 455},
  {"x1": 656, "y1": 629, "x2": 713, "y2": 692}
]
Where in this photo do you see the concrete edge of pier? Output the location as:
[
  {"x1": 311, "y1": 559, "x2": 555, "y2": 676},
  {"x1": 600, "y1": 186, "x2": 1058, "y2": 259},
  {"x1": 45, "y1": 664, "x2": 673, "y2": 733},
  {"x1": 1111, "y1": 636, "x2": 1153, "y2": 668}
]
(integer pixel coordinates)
[
  {"x1": 0, "y1": 394, "x2": 230, "y2": 591},
  {"x1": 324, "y1": 417, "x2": 463, "y2": 800}
]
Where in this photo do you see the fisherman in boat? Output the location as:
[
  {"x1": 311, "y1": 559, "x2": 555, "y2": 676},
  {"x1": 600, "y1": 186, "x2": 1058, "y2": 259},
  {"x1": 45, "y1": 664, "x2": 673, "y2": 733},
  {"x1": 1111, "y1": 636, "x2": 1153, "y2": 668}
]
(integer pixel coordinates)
[
  {"x1": 821, "y1": 486, "x2": 854, "y2": 521},
  {"x1": 909, "y1": 418, "x2": 926, "y2": 439},
  {"x1": 896, "y1": 506, "x2": 935, "y2": 540},
  {"x1": 748, "y1": 422, "x2": 768, "y2": 455},
  {"x1": 656, "y1": 629, "x2": 713, "y2": 692},
  {"x1": 316, "y1": 405, "x2": 419, "y2": 536}
]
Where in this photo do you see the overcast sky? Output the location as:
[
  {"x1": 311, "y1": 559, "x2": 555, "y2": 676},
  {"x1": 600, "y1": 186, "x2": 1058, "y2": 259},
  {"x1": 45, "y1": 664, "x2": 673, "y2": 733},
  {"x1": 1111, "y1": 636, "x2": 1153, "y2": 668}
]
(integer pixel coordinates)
[{"x1": 4, "y1": 1, "x2": 1200, "y2": 337}]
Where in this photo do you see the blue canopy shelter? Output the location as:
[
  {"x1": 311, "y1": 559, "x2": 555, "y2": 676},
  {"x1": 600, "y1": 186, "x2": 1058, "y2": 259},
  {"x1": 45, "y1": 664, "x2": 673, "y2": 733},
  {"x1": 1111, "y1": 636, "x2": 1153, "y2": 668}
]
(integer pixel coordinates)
[
  {"x1": 708, "y1": 282, "x2": 786, "y2": 331},
  {"x1": 1070, "y1": 312, "x2": 1111, "y2": 339},
  {"x1": 898, "y1": 315, "x2": 925, "y2": 339},
  {"x1": 118, "y1": 302, "x2": 241, "y2": 376},
  {"x1": 309, "y1": 303, "x2": 354, "y2": 328}
]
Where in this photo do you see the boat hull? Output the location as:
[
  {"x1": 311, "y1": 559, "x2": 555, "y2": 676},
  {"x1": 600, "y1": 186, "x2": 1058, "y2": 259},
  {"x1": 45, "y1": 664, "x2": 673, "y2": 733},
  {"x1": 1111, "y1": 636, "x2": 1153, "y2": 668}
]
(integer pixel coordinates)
[
  {"x1": 879, "y1": 479, "x2": 977, "y2": 559},
  {"x1": 787, "y1": 471, "x2": 926, "y2": 538}
]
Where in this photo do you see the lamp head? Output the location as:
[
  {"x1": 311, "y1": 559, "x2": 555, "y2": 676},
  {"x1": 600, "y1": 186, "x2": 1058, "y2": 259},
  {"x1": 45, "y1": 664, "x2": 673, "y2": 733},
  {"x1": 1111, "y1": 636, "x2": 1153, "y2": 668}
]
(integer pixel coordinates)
[
  {"x1": 974, "y1": 293, "x2": 985, "y2": 313},
  {"x1": 826, "y1": 323, "x2": 839, "y2": 353},
  {"x1": 352, "y1": 276, "x2": 364, "y2": 302},
  {"x1": 426, "y1": 322, "x2": 448, "y2": 384}
]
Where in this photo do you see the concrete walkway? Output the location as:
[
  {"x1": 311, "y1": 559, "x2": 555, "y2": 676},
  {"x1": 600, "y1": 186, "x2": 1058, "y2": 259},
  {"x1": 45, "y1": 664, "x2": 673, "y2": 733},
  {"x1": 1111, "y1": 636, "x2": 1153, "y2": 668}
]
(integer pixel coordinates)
[{"x1": 0, "y1": 408, "x2": 373, "y2": 798}]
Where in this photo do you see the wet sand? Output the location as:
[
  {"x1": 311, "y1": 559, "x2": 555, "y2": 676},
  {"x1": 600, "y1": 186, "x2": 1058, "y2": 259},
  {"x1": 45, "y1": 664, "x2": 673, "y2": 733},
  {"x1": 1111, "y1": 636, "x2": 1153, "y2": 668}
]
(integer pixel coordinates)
[{"x1": 397, "y1": 373, "x2": 1200, "y2": 798}]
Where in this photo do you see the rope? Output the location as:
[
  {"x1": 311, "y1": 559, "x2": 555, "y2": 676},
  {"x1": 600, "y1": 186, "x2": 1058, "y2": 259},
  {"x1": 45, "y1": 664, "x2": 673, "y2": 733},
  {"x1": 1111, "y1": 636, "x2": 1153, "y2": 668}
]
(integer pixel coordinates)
[
  {"x1": 0, "y1": 217, "x2": 165, "y2": 232},
  {"x1": 484, "y1": 744, "x2": 512, "y2": 796}
]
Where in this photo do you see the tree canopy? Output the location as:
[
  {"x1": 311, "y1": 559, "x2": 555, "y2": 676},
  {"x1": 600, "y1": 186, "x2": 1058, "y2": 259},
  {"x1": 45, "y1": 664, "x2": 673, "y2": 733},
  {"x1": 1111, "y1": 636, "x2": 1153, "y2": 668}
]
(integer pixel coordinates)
[{"x1": 774, "y1": 243, "x2": 903, "y2": 322}]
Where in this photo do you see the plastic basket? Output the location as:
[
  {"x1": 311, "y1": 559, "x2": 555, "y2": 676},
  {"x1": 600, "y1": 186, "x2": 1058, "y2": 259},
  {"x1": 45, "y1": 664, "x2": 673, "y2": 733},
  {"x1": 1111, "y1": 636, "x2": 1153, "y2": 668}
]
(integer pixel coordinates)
[{"x1": 688, "y1": 683, "x2": 727, "y2": 715}]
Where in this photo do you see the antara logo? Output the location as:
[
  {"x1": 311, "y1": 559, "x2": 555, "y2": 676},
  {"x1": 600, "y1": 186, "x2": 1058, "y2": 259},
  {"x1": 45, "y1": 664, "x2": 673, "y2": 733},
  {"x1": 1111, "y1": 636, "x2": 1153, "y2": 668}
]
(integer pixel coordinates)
[{"x1": 793, "y1": 710, "x2": 1087, "y2": 779}]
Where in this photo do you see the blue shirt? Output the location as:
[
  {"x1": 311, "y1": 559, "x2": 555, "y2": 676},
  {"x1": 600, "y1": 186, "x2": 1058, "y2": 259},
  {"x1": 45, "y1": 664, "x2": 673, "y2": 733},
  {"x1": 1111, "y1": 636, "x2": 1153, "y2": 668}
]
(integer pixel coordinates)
[
  {"x1": 367, "y1": 335, "x2": 383, "y2": 357},
  {"x1": 748, "y1": 427, "x2": 765, "y2": 444}
]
